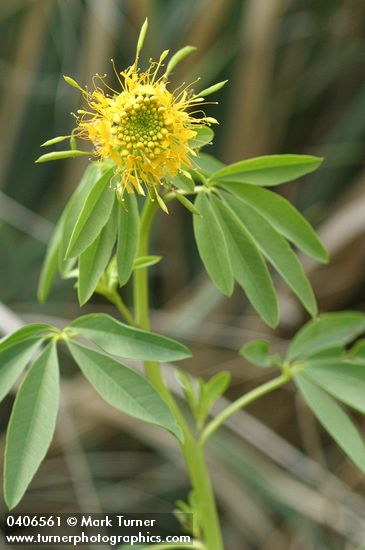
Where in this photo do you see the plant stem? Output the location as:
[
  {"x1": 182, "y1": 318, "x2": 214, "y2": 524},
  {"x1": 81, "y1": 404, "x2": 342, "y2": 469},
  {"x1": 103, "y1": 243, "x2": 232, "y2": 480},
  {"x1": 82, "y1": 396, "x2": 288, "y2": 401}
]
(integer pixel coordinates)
[
  {"x1": 106, "y1": 289, "x2": 135, "y2": 326},
  {"x1": 182, "y1": 435, "x2": 225, "y2": 550},
  {"x1": 133, "y1": 198, "x2": 224, "y2": 550},
  {"x1": 133, "y1": 198, "x2": 158, "y2": 329},
  {"x1": 200, "y1": 372, "x2": 291, "y2": 446}
]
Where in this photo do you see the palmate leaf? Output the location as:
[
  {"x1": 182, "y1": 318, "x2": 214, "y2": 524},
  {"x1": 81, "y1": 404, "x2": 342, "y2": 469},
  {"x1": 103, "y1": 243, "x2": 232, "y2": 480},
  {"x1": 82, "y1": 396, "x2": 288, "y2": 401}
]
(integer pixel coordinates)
[
  {"x1": 305, "y1": 346, "x2": 344, "y2": 361},
  {"x1": 211, "y1": 195, "x2": 278, "y2": 327},
  {"x1": 67, "y1": 341, "x2": 182, "y2": 441},
  {"x1": 66, "y1": 172, "x2": 115, "y2": 259},
  {"x1": 210, "y1": 154, "x2": 323, "y2": 186},
  {"x1": 295, "y1": 374, "x2": 365, "y2": 474},
  {"x1": 221, "y1": 192, "x2": 317, "y2": 316},
  {"x1": 59, "y1": 163, "x2": 110, "y2": 273},
  {"x1": 0, "y1": 324, "x2": 50, "y2": 352},
  {"x1": 78, "y1": 202, "x2": 118, "y2": 305},
  {"x1": 217, "y1": 182, "x2": 328, "y2": 263},
  {"x1": 38, "y1": 162, "x2": 112, "y2": 301},
  {"x1": 4, "y1": 342, "x2": 59, "y2": 509},
  {"x1": 116, "y1": 193, "x2": 140, "y2": 286},
  {"x1": 66, "y1": 168, "x2": 115, "y2": 258},
  {"x1": 193, "y1": 193, "x2": 234, "y2": 297},
  {"x1": 303, "y1": 359, "x2": 365, "y2": 415},
  {"x1": 288, "y1": 312, "x2": 365, "y2": 361},
  {"x1": 0, "y1": 338, "x2": 45, "y2": 404},
  {"x1": 70, "y1": 313, "x2": 191, "y2": 362}
]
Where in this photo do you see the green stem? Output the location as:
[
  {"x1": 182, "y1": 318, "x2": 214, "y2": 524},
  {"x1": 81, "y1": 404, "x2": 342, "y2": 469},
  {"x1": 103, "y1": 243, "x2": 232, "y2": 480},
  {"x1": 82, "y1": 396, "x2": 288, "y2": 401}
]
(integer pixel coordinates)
[
  {"x1": 133, "y1": 198, "x2": 158, "y2": 329},
  {"x1": 106, "y1": 289, "x2": 135, "y2": 326},
  {"x1": 183, "y1": 435, "x2": 224, "y2": 550},
  {"x1": 200, "y1": 372, "x2": 290, "y2": 446},
  {"x1": 133, "y1": 198, "x2": 224, "y2": 550}
]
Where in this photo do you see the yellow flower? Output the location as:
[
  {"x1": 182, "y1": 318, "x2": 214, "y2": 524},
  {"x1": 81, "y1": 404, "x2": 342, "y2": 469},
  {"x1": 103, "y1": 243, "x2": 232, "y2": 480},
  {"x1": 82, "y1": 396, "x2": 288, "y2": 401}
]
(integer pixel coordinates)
[{"x1": 69, "y1": 27, "x2": 218, "y2": 201}]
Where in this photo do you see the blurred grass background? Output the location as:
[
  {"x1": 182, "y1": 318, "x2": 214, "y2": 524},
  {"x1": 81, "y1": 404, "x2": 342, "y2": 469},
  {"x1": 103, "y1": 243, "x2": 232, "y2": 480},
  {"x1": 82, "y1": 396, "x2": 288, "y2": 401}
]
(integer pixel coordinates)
[{"x1": 1, "y1": 1, "x2": 365, "y2": 549}]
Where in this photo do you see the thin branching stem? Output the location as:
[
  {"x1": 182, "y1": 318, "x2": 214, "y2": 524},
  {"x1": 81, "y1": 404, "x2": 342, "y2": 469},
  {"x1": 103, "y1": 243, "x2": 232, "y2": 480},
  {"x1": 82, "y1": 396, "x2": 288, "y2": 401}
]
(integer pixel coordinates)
[{"x1": 200, "y1": 372, "x2": 291, "y2": 446}]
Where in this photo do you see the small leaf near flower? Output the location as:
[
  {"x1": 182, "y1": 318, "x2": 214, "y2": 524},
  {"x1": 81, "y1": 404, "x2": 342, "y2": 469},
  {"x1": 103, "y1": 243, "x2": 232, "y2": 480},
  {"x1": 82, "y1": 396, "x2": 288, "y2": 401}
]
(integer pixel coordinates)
[
  {"x1": 197, "y1": 80, "x2": 228, "y2": 98},
  {"x1": 135, "y1": 18, "x2": 148, "y2": 61},
  {"x1": 40, "y1": 136, "x2": 69, "y2": 147},
  {"x1": 35, "y1": 150, "x2": 89, "y2": 163},
  {"x1": 165, "y1": 45, "x2": 197, "y2": 75},
  {"x1": 63, "y1": 75, "x2": 83, "y2": 90}
]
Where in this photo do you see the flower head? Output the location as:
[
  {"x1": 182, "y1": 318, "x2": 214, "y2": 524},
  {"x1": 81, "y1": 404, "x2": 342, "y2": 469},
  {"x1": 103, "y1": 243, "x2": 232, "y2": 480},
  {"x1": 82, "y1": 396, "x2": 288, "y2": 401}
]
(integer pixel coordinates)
[{"x1": 68, "y1": 22, "x2": 219, "y2": 200}]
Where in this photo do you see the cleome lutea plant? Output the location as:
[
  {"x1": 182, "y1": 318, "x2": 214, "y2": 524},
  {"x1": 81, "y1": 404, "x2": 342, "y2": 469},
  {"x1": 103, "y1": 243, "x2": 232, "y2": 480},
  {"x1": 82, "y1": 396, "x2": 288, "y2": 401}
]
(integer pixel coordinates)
[{"x1": 2, "y1": 19, "x2": 365, "y2": 550}]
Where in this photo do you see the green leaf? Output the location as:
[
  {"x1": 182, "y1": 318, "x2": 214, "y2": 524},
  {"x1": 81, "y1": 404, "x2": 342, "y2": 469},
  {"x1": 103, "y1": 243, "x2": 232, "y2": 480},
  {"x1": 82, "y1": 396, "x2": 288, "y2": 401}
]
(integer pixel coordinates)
[
  {"x1": 306, "y1": 346, "x2": 344, "y2": 361},
  {"x1": 288, "y1": 312, "x2": 365, "y2": 361},
  {"x1": 0, "y1": 338, "x2": 44, "y2": 404},
  {"x1": 192, "y1": 153, "x2": 224, "y2": 177},
  {"x1": 133, "y1": 255, "x2": 162, "y2": 270},
  {"x1": 194, "y1": 372, "x2": 231, "y2": 427},
  {"x1": 37, "y1": 221, "x2": 62, "y2": 302},
  {"x1": 211, "y1": 195, "x2": 278, "y2": 327},
  {"x1": 222, "y1": 193, "x2": 317, "y2": 316},
  {"x1": 63, "y1": 75, "x2": 82, "y2": 89},
  {"x1": 40, "y1": 136, "x2": 69, "y2": 147},
  {"x1": 78, "y1": 202, "x2": 118, "y2": 305},
  {"x1": 175, "y1": 192, "x2": 201, "y2": 216},
  {"x1": 201, "y1": 371, "x2": 231, "y2": 411},
  {"x1": 211, "y1": 155, "x2": 323, "y2": 186},
  {"x1": 116, "y1": 194, "x2": 139, "y2": 286},
  {"x1": 176, "y1": 371, "x2": 198, "y2": 412},
  {"x1": 239, "y1": 340, "x2": 272, "y2": 368},
  {"x1": 4, "y1": 342, "x2": 59, "y2": 509},
  {"x1": 166, "y1": 45, "x2": 196, "y2": 75},
  {"x1": 155, "y1": 191, "x2": 169, "y2": 214},
  {"x1": 189, "y1": 127, "x2": 214, "y2": 149},
  {"x1": 167, "y1": 172, "x2": 195, "y2": 193},
  {"x1": 58, "y1": 162, "x2": 109, "y2": 274},
  {"x1": 35, "y1": 150, "x2": 89, "y2": 163},
  {"x1": 219, "y1": 183, "x2": 328, "y2": 263},
  {"x1": 69, "y1": 313, "x2": 191, "y2": 362},
  {"x1": 294, "y1": 374, "x2": 365, "y2": 474},
  {"x1": 136, "y1": 18, "x2": 148, "y2": 59},
  {"x1": 55, "y1": 167, "x2": 115, "y2": 283},
  {"x1": 67, "y1": 341, "x2": 182, "y2": 440},
  {"x1": 193, "y1": 193, "x2": 234, "y2": 296},
  {"x1": 348, "y1": 339, "x2": 365, "y2": 364},
  {"x1": 197, "y1": 80, "x2": 228, "y2": 98},
  {"x1": 0, "y1": 324, "x2": 50, "y2": 352},
  {"x1": 66, "y1": 168, "x2": 115, "y2": 258},
  {"x1": 304, "y1": 359, "x2": 365, "y2": 415}
]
